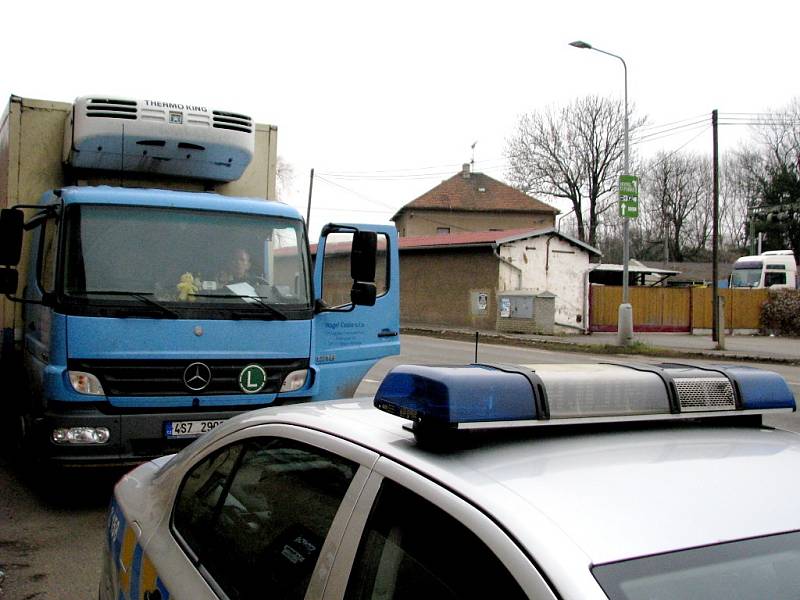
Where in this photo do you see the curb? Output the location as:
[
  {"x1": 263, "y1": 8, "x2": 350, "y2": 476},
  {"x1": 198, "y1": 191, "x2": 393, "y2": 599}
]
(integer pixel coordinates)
[{"x1": 400, "y1": 327, "x2": 800, "y2": 366}]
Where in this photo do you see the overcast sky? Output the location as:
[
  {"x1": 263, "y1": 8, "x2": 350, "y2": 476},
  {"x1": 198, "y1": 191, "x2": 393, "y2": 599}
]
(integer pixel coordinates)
[{"x1": 3, "y1": 0, "x2": 798, "y2": 239}]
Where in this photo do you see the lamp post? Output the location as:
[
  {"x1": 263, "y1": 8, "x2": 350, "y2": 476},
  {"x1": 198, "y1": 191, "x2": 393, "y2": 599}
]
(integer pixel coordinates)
[{"x1": 570, "y1": 40, "x2": 633, "y2": 345}]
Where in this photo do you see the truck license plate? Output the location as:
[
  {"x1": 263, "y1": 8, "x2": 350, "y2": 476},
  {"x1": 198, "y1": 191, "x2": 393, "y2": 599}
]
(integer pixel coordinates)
[{"x1": 165, "y1": 419, "x2": 225, "y2": 438}]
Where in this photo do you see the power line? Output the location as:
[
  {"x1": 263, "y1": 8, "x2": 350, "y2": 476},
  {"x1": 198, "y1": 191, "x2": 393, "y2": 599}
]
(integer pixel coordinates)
[
  {"x1": 645, "y1": 125, "x2": 712, "y2": 170},
  {"x1": 637, "y1": 113, "x2": 709, "y2": 132},
  {"x1": 311, "y1": 206, "x2": 392, "y2": 215},
  {"x1": 315, "y1": 175, "x2": 402, "y2": 213},
  {"x1": 632, "y1": 119, "x2": 710, "y2": 144},
  {"x1": 309, "y1": 110, "x2": 795, "y2": 186},
  {"x1": 317, "y1": 170, "x2": 460, "y2": 181},
  {"x1": 319, "y1": 160, "x2": 466, "y2": 177}
]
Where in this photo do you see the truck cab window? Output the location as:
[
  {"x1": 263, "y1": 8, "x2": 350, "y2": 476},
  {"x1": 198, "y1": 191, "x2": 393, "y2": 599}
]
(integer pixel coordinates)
[
  {"x1": 765, "y1": 272, "x2": 786, "y2": 287},
  {"x1": 40, "y1": 217, "x2": 60, "y2": 294},
  {"x1": 321, "y1": 232, "x2": 389, "y2": 307}
]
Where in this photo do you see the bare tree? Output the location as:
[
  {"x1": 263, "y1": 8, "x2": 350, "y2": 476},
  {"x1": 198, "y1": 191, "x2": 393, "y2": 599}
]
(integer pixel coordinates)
[
  {"x1": 754, "y1": 98, "x2": 800, "y2": 168},
  {"x1": 738, "y1": 100, "x2": 800, "y2": 255},
  {"x1": 276, "y1": 156, "x2": 294, "y2": 201},
  {"x1": 719, "y1": 147, "x2": 764, "y2": 253},
  {"x1": 639, "y1": 152, "x2": 711, "y2": 262},
  {"x1": 505, "y1": 95, "x2": 644, "y2": 247}
]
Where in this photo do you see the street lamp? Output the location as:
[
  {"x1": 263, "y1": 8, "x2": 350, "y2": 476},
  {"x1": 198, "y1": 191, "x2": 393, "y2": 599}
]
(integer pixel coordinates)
[{"x1": 569, "y1": 40, "x2": 633, "y2": 346}]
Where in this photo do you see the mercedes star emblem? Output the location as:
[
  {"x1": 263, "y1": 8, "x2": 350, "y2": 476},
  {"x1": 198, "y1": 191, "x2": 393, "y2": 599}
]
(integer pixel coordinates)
[{"x1": 183, "y1": 362, "x2": 212, "y2": 392}]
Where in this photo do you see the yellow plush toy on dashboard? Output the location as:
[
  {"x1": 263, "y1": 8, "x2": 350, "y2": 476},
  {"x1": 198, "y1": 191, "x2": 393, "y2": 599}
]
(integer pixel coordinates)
[{"x1": 177, "y1": 272, "x2": 198, "y2": 301}]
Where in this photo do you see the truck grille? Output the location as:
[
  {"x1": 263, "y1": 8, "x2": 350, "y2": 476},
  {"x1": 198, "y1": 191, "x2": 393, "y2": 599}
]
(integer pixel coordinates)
[{"x1": 69, "y1": 358, "x2": 308, "y2": 396}]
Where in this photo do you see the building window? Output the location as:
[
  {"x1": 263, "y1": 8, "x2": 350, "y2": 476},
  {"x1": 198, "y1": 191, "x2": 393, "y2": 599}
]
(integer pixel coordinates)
[{"x1": 436, "y1": 227, "x2": 450, "y2": 235}]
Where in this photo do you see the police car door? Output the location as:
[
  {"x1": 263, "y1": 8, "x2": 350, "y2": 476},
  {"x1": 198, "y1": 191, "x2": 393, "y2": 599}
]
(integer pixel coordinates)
[{"x1": 311, "y1": 224, "x2": 400, "y2": 399}]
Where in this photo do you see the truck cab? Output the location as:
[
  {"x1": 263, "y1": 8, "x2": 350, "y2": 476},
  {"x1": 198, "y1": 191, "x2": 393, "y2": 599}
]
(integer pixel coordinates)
[
  {"x1": 729, "y1": 250, "x2": 798, "y2": 289},
  {"x1": 0, "y1": 95, "x2": 399, "y2": 467}
]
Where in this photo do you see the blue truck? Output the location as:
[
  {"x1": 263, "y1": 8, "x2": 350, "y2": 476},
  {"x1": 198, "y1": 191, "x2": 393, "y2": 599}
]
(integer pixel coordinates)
[{"x1": 0, "y1": 95, "x2": 399, "y2": 466}]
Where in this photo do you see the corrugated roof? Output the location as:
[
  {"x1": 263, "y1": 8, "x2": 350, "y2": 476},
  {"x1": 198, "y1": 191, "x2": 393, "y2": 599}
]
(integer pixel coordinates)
[
  {"x1": 399, "y1": 227, "x2": 602, "y2": 255},
  {"x1": 392, "y1": 171, "x2": 557, "y2": 220},
  {"x1": 644, "y1": 261, "x2": 735, "y2": 282}
]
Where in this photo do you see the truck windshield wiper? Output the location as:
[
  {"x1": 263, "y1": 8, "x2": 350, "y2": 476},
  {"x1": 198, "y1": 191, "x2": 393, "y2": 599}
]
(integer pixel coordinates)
[
  {"x1": 75, "y1": 290, "x2": 180, "y2": 318},
  {"x1": 190, "y1": 293, "x2": 288, "y2": 320}
]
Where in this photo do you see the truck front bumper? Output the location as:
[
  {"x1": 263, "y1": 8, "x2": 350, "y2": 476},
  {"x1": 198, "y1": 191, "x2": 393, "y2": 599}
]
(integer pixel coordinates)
[{"x1": 30, "y1": 404, "x2": 257, "y2": 467}]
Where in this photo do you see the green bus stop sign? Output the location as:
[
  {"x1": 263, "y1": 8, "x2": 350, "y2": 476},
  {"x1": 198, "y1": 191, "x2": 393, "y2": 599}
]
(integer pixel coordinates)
[{"x1": 619, "y1": 175, "x2": 639, "y2": 218}]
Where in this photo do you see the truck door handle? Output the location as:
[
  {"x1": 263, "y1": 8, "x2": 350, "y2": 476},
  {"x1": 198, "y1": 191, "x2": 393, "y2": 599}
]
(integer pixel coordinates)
[{"x1": 378, "y1": 329, "x2": 398, "y2": 338}]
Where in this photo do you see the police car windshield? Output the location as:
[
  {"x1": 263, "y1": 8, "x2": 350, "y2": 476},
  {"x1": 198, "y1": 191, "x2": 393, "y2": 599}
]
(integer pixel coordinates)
[
  {"x1": 593, "y1": 530, "x2": 800, "y2": 600},
  {"x1": 61, "y1": 204, "x2": 311, "y2": 309}
]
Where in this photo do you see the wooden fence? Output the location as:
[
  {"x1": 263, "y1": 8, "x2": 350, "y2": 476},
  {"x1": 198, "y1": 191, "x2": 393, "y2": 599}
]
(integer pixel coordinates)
[{"x1": 589, "y1": 286, "x2": 770, "y2": 332}]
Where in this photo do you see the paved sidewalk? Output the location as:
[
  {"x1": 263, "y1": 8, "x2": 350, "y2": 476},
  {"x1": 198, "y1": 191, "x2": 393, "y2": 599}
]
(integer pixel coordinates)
[{"x1": 402, "y1": 324, "x2": 800, "y2": 364}]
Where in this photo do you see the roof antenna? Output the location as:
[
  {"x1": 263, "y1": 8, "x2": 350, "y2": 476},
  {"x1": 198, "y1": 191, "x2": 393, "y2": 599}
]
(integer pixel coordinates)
[
  {"x1": 474, "y1": 331, "x2": 479, "y2": 363},
  {"x1": 470, "y1": 141, "x2": 478, "y2": 172}
]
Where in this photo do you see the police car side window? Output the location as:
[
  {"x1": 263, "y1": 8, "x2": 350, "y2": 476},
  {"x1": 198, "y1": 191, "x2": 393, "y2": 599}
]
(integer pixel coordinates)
[
  {"x1": 344, "y1": 480, "x2": 526, "y2": 600},
  {"x1": 172, "y1": 438, "x2": 357, "y2": 600}
]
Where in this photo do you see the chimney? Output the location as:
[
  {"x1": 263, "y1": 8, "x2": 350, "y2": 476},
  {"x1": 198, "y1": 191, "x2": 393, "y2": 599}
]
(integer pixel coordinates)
[{"x1": 462, "y1": 163, "x2": 470, "y2": 179}]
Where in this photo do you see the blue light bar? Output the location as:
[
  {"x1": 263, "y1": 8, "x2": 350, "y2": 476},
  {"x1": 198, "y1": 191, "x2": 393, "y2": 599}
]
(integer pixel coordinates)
[
  {"x1": 374, "y1": 363, "x2": 796, "y2": 430},
  {"x1": 374, "y1": 364, "x2": 537, "y2": 425},
  {"x1": 712, "y1": 365, "x2": 796, "y2": 410}
]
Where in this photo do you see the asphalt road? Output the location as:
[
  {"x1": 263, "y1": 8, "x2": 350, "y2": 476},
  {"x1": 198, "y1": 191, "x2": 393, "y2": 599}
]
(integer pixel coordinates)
[{"x1": 1, "y1": 334, "x2": 799, "y2": 599}]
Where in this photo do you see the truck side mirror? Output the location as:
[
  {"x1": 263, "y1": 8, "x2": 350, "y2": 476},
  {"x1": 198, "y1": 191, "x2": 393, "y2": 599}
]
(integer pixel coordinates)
[
  {"x1": 351, "y1": 231, "x2": 377, "y2": 283},
  {"x1": 0, "y1": 208, "x2": 24, "y2": 266},
  {"x1": 0, "y1": 268, "x2": 18, "y2": 295},
  {"x1": 351, "y1": 281, "x2": 376, "y2": 307}
]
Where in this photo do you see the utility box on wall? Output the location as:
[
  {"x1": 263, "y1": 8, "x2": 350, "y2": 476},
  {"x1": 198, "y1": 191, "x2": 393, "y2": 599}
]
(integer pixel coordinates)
[
  {"x1": 470, "y1": 290, "x2": 490, "y2": 316},
  {"x1": 496, "y1": 290, "x2": 556, "y2": 334}
]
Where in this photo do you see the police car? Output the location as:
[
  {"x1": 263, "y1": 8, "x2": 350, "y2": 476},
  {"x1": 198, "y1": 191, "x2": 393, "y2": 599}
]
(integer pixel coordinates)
[{"x1": 100, "y1": 361, "x2": 800, "y2": 600}]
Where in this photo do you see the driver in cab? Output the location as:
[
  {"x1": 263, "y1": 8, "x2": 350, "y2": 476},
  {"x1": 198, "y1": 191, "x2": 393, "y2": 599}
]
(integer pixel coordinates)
[
  {"x1": 218, "y1": 248, "x2": 284, "y2": 302},
  {"x1": 219, "y1": 248, "x2": 254, "y2": 285}
]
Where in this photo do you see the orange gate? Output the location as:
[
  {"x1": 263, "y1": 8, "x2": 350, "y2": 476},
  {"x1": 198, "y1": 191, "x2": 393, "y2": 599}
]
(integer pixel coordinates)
[{"x1": 589, "y1": 286, "x2": 769, "y2": 332}]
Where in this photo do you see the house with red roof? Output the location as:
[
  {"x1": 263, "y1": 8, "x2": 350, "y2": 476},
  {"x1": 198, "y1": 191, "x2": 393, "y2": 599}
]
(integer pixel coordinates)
[
  {"x1": 313, "y1": 167, "x2": 598, "y2": 332},
  {"x1": 398, "y1": 227, "x2": 601, "y2": 333},
  {"x1": 391, "y1": 164, "x2": 558, "y2": 237}
]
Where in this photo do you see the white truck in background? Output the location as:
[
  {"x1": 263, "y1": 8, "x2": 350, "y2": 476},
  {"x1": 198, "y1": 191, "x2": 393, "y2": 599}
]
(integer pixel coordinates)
[{"x1": 729, "y1": 250, "x2": 798, "y2": 289}]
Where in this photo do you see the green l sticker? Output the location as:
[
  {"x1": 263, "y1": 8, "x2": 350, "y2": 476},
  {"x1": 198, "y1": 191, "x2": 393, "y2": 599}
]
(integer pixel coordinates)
[{"x1": 239, "y1": 364, "x2": 267, "y2": 393}]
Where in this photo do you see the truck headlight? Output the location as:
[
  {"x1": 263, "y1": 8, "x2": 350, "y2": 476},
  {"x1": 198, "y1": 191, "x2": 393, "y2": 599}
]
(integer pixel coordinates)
[
  {"x1": 280, "y1": 369, "x2": 308, "y2": 392},
  {"x1": 68, "y1": 371, "x2": 105, "y2": 395},
  {"x1": 52, "y1": 427, "x2": 110, "y2": 444}
]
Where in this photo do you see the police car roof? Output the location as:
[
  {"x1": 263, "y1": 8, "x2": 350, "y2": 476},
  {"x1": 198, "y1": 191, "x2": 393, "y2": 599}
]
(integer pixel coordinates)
[{"x1": 176, "y1": 397, "x2": 800, "y2": 568}]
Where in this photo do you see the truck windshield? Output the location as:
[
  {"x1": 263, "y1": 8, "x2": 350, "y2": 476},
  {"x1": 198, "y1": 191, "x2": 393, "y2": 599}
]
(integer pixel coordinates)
[
  {"x1": 730, "y1": 266, "x2": 762, "y2": 288},
  {"x1": 62, "y1": 204, "x2": 311, "y2": 312}
]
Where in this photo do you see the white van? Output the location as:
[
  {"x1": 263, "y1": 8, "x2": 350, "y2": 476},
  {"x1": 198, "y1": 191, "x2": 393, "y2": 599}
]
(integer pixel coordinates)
[{"x1": 729, "y1": 250, "x2": 798, "y2": 289}]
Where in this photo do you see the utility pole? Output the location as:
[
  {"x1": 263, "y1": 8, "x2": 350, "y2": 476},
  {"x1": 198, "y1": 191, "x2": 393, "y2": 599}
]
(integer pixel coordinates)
[
  {"x1": 306, "y1": 168, "x2": 314, "y2": 234},
  {"x1": 712, "y1": 110, "x2": 720, "y2": 343}
]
